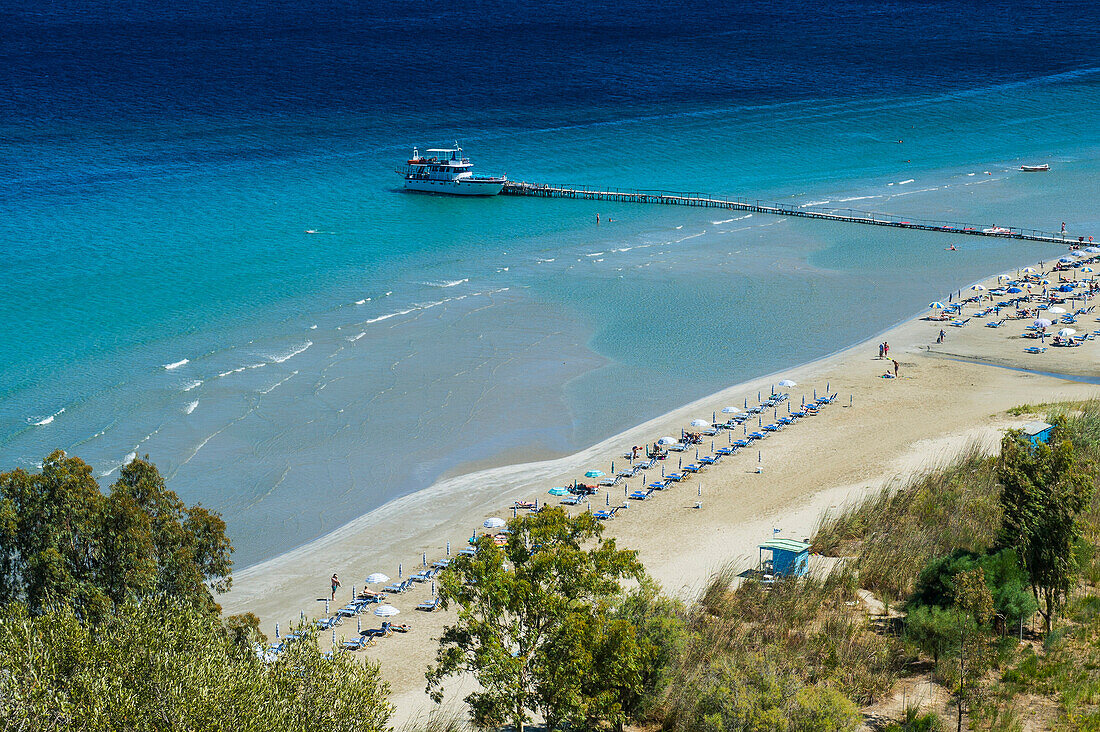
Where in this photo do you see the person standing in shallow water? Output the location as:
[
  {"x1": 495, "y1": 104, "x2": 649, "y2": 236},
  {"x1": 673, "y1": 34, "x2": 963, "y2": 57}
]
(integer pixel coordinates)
[{"x1": 330, "y1": 573, "x2": 341, "y2": 601}]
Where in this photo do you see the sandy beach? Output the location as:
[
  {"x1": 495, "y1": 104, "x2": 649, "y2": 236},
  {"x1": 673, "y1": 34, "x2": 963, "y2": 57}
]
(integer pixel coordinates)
[{"x1": 221, "y1": 255, "x2": 1100, "y2": 724}]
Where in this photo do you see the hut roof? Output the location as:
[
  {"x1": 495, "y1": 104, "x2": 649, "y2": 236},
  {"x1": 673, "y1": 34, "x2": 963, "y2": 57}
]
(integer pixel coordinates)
[
  {"x1": 758, "y1": 538, "x2": 811, "y2": 554},
  {"x1": 1022, "y1": 421, "x2": 1053, "y2": 436}
]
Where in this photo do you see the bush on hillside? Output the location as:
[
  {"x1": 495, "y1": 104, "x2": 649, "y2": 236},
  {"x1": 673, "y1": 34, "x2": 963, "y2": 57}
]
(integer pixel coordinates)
[{"x1": 0, "y1": 599, "x2": 392, "y2": 732}]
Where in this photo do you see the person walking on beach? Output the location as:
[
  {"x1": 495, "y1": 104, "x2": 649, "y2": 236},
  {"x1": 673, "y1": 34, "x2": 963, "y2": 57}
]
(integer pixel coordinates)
[
  {"x1": 938, "y1": 329, "x2": 946, "y2": 344},
  {"x1": 892, "y1": 359, "x2": 899, "y2": 377},
  {"x1": 878, "y1": 343, "x2": 884, "y2": 359},
  {"x1": 330, "y1": 573, "x2": 341, "y2": 601},
  {"x1": 883, "y1": 342, "x2": 890, "y2": 358}
]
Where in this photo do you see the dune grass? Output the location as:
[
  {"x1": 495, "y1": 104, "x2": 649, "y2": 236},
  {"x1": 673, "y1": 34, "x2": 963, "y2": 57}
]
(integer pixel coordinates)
[
  {"x1": 656, "y1": 567, "x2": 906, "y2": 732},
  {"x1": 813, "y1": 448, "x2": 1002, "y2": 603}
]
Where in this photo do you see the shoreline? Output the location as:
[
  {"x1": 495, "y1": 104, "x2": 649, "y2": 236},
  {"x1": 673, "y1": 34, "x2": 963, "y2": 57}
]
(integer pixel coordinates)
[
  {"x1": 227, "y1": 248, "x2": 1048, "y2": 581},
  {"x1": 221, "y1": 249, "x2": 1100, "y2": 723}
]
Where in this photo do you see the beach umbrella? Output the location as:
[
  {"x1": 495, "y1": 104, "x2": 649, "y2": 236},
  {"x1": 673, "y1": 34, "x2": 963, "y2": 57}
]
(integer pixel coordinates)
[
  {"x1": 365, "y1": 573, "x2": 390, "y2": 584},
  {"x1": 1022, "y1": 266, "x2": 1038, "y2": 273},
  {"x1": 1034, "y1": 318, "x2": 1053, "y2": 328},
  {"x1": 1060, "y1": 256, "x2": 1075, "y2": 264},
  {"x1": 548, "y1": 486, "x2": 569, "y2": 496},
  {"x1": 690, "y1": 419, "x2": 710, "y2": 427},
  {"x1": 483, "y1": 517, "x2": 506, "y2": 529},
  {"x1": 928, "y1": 302, "x2": 946, "y2": 309},
  {"x1": 1058, "y1": 328, "x2": 1077, "y2": 337},
  {"x1": 970, "y1": 285, "x2": 986, "y2": 292},
  {"x1": 1082, "y1": 267, "x2": 1094, "y2": 273},
  {"x1": 374, "y1": 604, "x2": 399, "y2": 617},
  {"x1": 1040, "y1": 279, "x2": 1051, "y2": 285},
  {"x1": 657, "y1": 436, "x2": 677, "y2": 445},
  {"x1": 584, "y1": 470, "x2": 605, "y2": 478},
  {"x1": 998, "y1": 274, "x2": 1011, "y2": 281},
  {"x1": 1006, "y1": 287, "x2": 1023, "y2": 293},
  {"x1": 1071, "y1": 250, "x2": 1089, "y2": 257},
  {"x1": 1058, "y1": 285, "x2": 1075, "y2": 293},
  {"x1": 777, "y1": 379, "x2": 796, "y2": 387},
  {"x1": 721, "y1": 406, "x2": 740, "y2": 415},
  {"x1": 1048, "y1": 306, "x2": 1067, "y2": 314},
  {"x1": 1086, "y1": 247, "x2": 1100, "y2": 254}
]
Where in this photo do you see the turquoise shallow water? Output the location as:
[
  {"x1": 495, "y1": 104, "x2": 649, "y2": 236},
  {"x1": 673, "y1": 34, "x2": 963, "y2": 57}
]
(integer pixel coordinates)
[{"x1": 2, "y1": 1, "x2": 1099, "y2": 565}]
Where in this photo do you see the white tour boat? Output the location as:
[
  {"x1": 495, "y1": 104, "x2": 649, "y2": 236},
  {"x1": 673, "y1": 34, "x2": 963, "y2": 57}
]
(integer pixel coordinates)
[
  {"x1": 399, "y1": 144, "x2": 506, "y2": 196},
  {"x1": 1020, "y1": 164, "x2": 1050, "y2": 172}
]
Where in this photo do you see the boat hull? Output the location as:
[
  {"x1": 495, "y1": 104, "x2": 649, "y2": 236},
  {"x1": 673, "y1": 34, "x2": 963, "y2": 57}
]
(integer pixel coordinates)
[{"x1": 403, "y1": 178, "x2": 505, "y2": 196}]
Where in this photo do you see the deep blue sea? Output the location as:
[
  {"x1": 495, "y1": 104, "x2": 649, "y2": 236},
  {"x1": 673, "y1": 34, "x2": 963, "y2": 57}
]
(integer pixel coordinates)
[{"x1": 2, "y1": 0, "x2": 1099, "y2": 566}]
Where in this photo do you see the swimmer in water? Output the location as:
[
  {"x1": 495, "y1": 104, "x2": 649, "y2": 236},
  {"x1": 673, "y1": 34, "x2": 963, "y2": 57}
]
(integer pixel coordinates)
[{"x1": 945, "y1": 245, "x2": 957, "y2": 251}]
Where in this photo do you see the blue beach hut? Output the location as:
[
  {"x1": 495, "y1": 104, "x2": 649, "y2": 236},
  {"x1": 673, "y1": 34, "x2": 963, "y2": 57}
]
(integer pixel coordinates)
[
  {"x1": 1022, "y1": 421, "x2": 1053, "y2": 446},
  {"x1": 758, "y1": 538, "x2": 810, "y2": 578}
]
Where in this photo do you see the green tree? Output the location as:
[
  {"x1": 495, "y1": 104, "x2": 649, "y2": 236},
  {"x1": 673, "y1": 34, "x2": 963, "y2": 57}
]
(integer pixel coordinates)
[
  {"x1": 0, "y1": 599, "x2": 392, "y2": 732},
  {"x1": 952, "y1": 568, "x2": 994, "y2": 732},
  {"x1": 0, "y1": 451, "x2": 233, "y2": 619},
  {"x1": 909, "y1": 548, "x2": 1037, "y2": 631},
  {"x1": 426, "y1": 507, "x2": 649, "y2": 731},
  {"x1": 906, "y1": 604, "x2": 961, "y2": 666},
  {"x1": 997, "y1": 427, "x2": 1094, "y2": 632}
]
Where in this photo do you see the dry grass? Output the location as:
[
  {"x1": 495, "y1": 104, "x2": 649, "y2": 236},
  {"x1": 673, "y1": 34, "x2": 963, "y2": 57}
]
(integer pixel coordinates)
[
  {"x1": 657, "y1": 567, "x2": 907, "y2": 731},
  {"x1": 813, "y1": 447, "x2": 1002, "y2": 603}
]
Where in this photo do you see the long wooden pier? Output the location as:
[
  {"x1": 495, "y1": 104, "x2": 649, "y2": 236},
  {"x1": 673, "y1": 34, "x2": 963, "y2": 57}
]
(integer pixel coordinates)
[{"x1": 501, "y1": 181, "x2": 1080, "y2": 245}]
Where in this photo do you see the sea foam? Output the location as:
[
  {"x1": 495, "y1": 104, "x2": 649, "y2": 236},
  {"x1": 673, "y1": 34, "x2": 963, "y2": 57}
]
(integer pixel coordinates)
[
  {"x1": 270, "y1": 341, "x2": 312, "y2": 364},
  {"x1": 30, "y1": 407, "x2": 65, "y2": 426},
  {"x1": 163, "y1": 359, "x2": 189, "y2": 370}
]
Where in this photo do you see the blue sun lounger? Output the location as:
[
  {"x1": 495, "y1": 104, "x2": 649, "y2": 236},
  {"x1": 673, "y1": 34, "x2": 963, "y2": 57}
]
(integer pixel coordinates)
[
  {"x1": 1024, "y1": 346, "x2": 1046, "y2": 354},
  {"x1": 699, "y1": 455, "x2": 719, "y2": 465},
  {"x1": 762, "y1": 423, "x2": 780, "y2": 432},
  {"x1": 341, "y1": 636, "x2": 372, "y2": 651},
  {"x1": 561, "y1": 495, "x2": 583, "y2": 505},
  {"x1": 664, "y1": 472, "x2": 685, "y2": 482},
  {"x1": 648, "y1": 480, "x2": 669, "y2": 490},
  {"x1": 316, "y1": 616, "x2": 341, "y2": 630},
  {"x1": 417, "y1": 597, "x2": 441, "y2": 612},
  {"x1": 629, "y1": 489, "x2": 651, "y2": 500},
  {"x1": 682, "y1": 463, "x2": 703, "y2": 473},
  {"x1": 716, "y1": 446, "x2": 736, "y2": 456},
  {"x1": 749, "y1": 431, "x2": 767, "y2": 440}
]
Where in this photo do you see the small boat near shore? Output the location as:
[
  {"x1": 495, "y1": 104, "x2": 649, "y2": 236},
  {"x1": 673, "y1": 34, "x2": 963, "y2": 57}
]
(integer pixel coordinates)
[
  {"x1": 398, "y1": 144, "x2": 506, "y2": 196},
  {"x1": 1020, "y1": 164, "x2": 1050, "y2": 172}
]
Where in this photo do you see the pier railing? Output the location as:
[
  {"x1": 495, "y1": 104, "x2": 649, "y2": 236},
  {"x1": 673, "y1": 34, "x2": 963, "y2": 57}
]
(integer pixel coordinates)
[{"x1": 501, "y1": 181, "x2": 1075, "y2": 245}]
